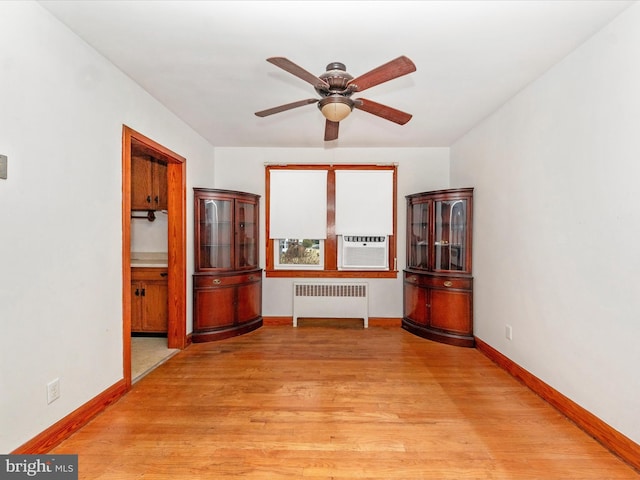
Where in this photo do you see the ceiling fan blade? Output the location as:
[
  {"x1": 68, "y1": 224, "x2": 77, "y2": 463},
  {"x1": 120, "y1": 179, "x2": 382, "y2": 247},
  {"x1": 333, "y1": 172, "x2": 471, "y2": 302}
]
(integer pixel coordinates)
[
  {"x1": 267, "y1": 57, "x2": 330, "y2": 90},
  {"x1": 255, "y1": 98, "x2": 319, "y2": 117},
  {"x1": 347, "y1": 56, "x2": 416, "y2": 92},
  {"x1": 324, "y1": 120, "x2": 339, "y2": 141},
  {"x1": 354, "y1": 98, "x2": 413, "y2": 125}
]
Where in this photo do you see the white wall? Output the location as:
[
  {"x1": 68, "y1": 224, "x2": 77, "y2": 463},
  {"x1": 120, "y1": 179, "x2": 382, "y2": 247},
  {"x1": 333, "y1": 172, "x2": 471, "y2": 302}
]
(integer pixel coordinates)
[
  {"x1": 213, "y1": 147, "x2": 450, "y2": 318},
  {"x1": 450, "y1": 3, "x2": 640, "y2": 444},
  {"x1": 0, "y1": 2, "x2": 215, "y2": 452},
  {"x1": 131, "y1": 214, "x2": 168, "y2": 253}
]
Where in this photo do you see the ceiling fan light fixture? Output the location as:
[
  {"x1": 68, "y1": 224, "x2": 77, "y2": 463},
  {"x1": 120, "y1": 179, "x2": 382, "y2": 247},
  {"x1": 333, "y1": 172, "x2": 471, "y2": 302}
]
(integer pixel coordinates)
[
  {"x1": 318, "y1": 96, "x2": 353, "y2": 122},
  {"x1": 257, "y1": 56, "x2": 416, "y2": 140}
]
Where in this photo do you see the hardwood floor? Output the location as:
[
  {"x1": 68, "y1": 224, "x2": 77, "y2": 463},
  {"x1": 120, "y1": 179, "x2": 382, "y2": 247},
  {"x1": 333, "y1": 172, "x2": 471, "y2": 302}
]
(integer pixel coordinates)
[{"x1": 51, "y1": 325, "x2": 638, "y2": 479}]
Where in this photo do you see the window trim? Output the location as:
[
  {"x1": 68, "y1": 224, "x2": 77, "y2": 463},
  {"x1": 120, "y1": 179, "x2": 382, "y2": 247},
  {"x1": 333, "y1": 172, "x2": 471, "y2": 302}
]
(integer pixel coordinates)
[{"x1": 265, "y1": 164, "x2": 397, "y2": 278}]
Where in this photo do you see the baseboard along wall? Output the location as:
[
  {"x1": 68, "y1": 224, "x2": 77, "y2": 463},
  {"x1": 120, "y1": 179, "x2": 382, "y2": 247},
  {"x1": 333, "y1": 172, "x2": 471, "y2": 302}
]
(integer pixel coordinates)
[{"x1": 475, "y1": 337, "x2": 640, "y2": 473}]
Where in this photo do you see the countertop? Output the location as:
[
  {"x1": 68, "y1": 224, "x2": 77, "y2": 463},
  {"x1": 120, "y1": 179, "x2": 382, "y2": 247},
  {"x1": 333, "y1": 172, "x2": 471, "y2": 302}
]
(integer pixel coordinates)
[{"x1": 131, "y1": 252, "x2": 168, "y2": 268}]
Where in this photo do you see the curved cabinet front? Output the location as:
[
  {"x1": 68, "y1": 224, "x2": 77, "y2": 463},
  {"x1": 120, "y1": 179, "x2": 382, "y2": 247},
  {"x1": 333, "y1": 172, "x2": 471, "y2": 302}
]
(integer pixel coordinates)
[
  {"x1": 193, "y1": 270, "x2": 262, "y2": 343},
  {"x1": 402, "y1": 271, "x2": 474, "y2": 347}
]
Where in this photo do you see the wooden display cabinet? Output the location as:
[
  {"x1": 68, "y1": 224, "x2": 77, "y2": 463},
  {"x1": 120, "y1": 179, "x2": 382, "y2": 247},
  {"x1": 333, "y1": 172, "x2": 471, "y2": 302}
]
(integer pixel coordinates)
[
  {"x1": 131, "y1": 267, "x2": 168, "y2": 334},
  {"x1": 192, "y1": 188, "x2": 262, "y2": 342},
  {"x1": 403, "y1": 188, "x2": 474, "y2": 347}
]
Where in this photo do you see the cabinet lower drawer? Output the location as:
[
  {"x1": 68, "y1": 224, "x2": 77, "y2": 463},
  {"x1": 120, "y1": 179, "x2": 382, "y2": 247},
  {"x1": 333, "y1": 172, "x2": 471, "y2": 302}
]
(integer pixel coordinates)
[
  {"x1": 404, "y1": 272, "x2": 472, "y2": 290},
  {"x1": 194, "y1": 271, "x2": 261, "y2": 288},
  {"x1": 132, "y1": 267, "x2": 168, "y2": 281}
]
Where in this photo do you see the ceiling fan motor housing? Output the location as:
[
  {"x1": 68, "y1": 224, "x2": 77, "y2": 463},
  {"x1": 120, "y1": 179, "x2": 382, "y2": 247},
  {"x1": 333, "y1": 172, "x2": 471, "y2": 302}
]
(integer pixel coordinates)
[{"x1": 315, "y1": 62, "x2": 354, "y2": 97}]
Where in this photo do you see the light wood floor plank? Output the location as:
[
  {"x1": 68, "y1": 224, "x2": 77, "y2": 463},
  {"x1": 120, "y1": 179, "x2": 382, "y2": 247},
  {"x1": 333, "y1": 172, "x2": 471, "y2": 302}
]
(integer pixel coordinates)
[{"x1": 51, "y1": 326, "x2": 638, "y2": 479}]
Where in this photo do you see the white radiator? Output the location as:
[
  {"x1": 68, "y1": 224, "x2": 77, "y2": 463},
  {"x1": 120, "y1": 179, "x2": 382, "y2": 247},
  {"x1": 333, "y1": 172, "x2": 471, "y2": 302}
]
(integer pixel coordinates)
[{"x1": 292, "y1": 282, "x2": 369, "y2": 328}]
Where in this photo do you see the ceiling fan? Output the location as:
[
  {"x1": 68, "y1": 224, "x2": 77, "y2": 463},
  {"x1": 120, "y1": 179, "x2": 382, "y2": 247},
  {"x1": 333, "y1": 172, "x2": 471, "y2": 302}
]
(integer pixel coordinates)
[{"x1": 255, "y1": 56, "x2": 416, "y2": 141}]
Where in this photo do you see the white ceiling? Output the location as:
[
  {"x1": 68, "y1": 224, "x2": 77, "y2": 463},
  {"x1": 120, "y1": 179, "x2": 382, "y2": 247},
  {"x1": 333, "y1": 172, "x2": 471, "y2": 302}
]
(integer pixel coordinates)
[{"x1": 39, "y1": 0, "x2": 633, "y2": 148}]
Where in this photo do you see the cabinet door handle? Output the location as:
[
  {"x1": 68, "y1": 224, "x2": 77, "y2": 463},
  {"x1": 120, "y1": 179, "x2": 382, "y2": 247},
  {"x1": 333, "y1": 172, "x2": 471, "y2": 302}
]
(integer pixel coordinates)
[
  {"x1": 213, "y1": 279, "x2": 222, "y2": 285},
  {"x1": 443, "y1": 281, "x2": 453, "y2": 287},
  {"x1": 135, "y1": 288, "x2": 139, "y2": 296},
  {"x1": 141, "y1": 288, "x2": 146, "y2": 296},
  {"x1": 160, "y1": 272, "x2": 168, "y2": 277},
  {"x1": 146, "y1": 195, "x2": 151, "y2": 203},
  {"x1": 154, "y1": 196, "x2": 159, "y2": 203},
  {"x1": 426, "y1": 304, "x2": 431, "y2": 308}
]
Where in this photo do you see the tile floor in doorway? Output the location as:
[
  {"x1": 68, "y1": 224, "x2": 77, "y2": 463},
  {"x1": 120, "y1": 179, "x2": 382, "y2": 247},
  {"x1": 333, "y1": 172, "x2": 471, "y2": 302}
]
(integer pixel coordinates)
[{"x1": 131, "y1": 337, "x2": 179, "y2": 383}]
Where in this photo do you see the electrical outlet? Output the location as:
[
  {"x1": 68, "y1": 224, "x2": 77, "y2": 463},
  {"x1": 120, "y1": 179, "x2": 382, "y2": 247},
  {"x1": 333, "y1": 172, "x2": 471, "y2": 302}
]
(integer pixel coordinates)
[
  {"x1": 47, "y1": 378, "x2": 60, "y2": 404},
  {"x1": 505, "y1": 325, "x2": 513, "y2": 341}
]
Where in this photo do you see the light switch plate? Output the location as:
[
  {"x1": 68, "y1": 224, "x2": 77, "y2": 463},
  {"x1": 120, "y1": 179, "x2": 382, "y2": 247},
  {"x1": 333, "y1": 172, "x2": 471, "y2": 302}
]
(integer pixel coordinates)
[{"x1": 0, "y1": 154, "x2": 7, "y2": 179}]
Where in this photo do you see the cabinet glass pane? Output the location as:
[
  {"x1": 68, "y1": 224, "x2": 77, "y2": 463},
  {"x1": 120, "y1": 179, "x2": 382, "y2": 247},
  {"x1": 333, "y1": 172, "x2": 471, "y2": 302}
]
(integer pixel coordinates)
[
  {"x1": 434, "y1": 199, "x2": 467, "y2": 271},
  {"x1": 236, "y1": 201, "x2": 257, "y2": 268},
  {"x1": 199, "y1": 199, "x2": 232, "y2": 269},
  {"x1": 408, "y1": 203, "x2": 429, "y2": 269}
]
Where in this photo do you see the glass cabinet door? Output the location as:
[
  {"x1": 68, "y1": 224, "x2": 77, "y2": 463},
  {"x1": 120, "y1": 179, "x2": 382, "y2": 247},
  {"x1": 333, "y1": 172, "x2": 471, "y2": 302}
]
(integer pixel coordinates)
[
  {"x1": 235, "y1": 200, "x2": 258, "y2": 269},
  {"x1": 407, "y1": 201, "x2": 430, "y2": 269},
  {"x1": 198, "y1": 198, "x2": 233, "y2": 270},
  {"x1": 434, "y1": 199, "x2": 468, "y2": 272}
]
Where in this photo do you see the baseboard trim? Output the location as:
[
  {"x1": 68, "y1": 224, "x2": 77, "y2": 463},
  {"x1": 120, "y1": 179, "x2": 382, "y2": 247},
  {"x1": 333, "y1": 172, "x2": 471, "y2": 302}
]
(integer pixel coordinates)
[
  {"x1": 368, "y1": 317, "x2": 402, "y2": 327},
  {"x1": 262, "y1": 316, "x2": 402, "y2": 327},
  {"x1": 12, "y1": 379, "x2": 128, "y2": 454},
  {"x1": 262, "y1": 316, "x2": 292, "y2": 326},
  {"x1": 475, "y1": 337, "x2": 640, "y2": 472}
]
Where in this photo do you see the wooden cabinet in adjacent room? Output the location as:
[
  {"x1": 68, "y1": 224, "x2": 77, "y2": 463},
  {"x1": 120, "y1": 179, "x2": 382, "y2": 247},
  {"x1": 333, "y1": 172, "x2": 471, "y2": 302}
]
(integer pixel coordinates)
[
  {"x1": 131, "y1": 154, "x2": 168, "y2": 211},
  {"x1": 192, "y1": 188, "x2": 262, "y2": 342},
  {"x1": 131, "y1": 267, "x2": 168, "y2": 334},
  {"x1": 403, "y1": 188, "x2": 474, "y2": 347}
]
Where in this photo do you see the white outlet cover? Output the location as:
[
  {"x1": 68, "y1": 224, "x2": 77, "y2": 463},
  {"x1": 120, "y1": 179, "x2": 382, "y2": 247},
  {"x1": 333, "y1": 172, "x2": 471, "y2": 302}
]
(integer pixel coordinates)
[{"x1": 47, "y1": 378, "x2": 60, "y2": 404}]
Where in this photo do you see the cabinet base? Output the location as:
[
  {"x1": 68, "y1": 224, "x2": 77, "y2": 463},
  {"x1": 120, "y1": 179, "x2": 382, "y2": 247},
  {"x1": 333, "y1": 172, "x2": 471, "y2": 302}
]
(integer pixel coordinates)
[
  {"x1": 192, "y1": 317, "x2": 263, "y2": 343},
  {"x1": 402, "y1": 319, "x2": 475, "y2": 348}
]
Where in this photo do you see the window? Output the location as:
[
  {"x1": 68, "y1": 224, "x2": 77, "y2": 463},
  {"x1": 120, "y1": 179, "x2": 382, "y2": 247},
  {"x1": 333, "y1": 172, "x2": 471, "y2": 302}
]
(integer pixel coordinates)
[
  {"x1": 266, "y1": 164, "x2": 397, "y2": 278},
  {"x1": 274, "y1": 238, "x2": 324, "y2": 270}
]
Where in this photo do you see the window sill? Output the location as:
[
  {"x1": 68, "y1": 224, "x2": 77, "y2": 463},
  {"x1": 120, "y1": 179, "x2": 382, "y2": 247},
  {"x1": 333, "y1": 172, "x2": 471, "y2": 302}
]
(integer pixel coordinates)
[{"x1": 266, "y1": 270, "x2": 398, "y2": 279}]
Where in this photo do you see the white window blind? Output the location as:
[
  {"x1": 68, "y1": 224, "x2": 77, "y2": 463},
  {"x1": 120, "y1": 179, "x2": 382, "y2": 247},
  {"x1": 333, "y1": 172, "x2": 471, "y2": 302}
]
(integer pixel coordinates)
[
  {"x1": 335, "y1": 170, "x2": 393, "y2": 235},
  {"x1": 269, "y1": 169, "x2": 327, "y2": 239}
]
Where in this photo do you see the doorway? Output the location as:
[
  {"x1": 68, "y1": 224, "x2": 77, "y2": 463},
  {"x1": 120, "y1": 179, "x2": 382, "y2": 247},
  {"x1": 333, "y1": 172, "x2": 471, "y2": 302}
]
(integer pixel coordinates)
[{"x1": 122, "y1": 126, "x2": 187, "y2": 388}]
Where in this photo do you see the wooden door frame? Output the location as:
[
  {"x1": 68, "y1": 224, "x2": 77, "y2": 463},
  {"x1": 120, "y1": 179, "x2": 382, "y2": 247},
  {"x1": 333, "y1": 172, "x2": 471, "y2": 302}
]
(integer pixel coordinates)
[{"x1": 122, "y1": 125, "x2": 187, "y2": 388}]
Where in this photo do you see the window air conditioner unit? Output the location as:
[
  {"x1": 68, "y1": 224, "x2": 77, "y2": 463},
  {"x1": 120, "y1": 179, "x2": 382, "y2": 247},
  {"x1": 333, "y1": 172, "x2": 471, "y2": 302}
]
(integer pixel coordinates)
[{"x1": 338, "y1": 235, "x2": 388, "y2": 270}]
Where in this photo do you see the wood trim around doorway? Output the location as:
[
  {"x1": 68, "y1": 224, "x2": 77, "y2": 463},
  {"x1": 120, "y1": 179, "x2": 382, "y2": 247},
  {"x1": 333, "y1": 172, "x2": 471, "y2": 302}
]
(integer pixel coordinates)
[{"x1": 122, "y1": 126, "x2": 187, "y2": 388}]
